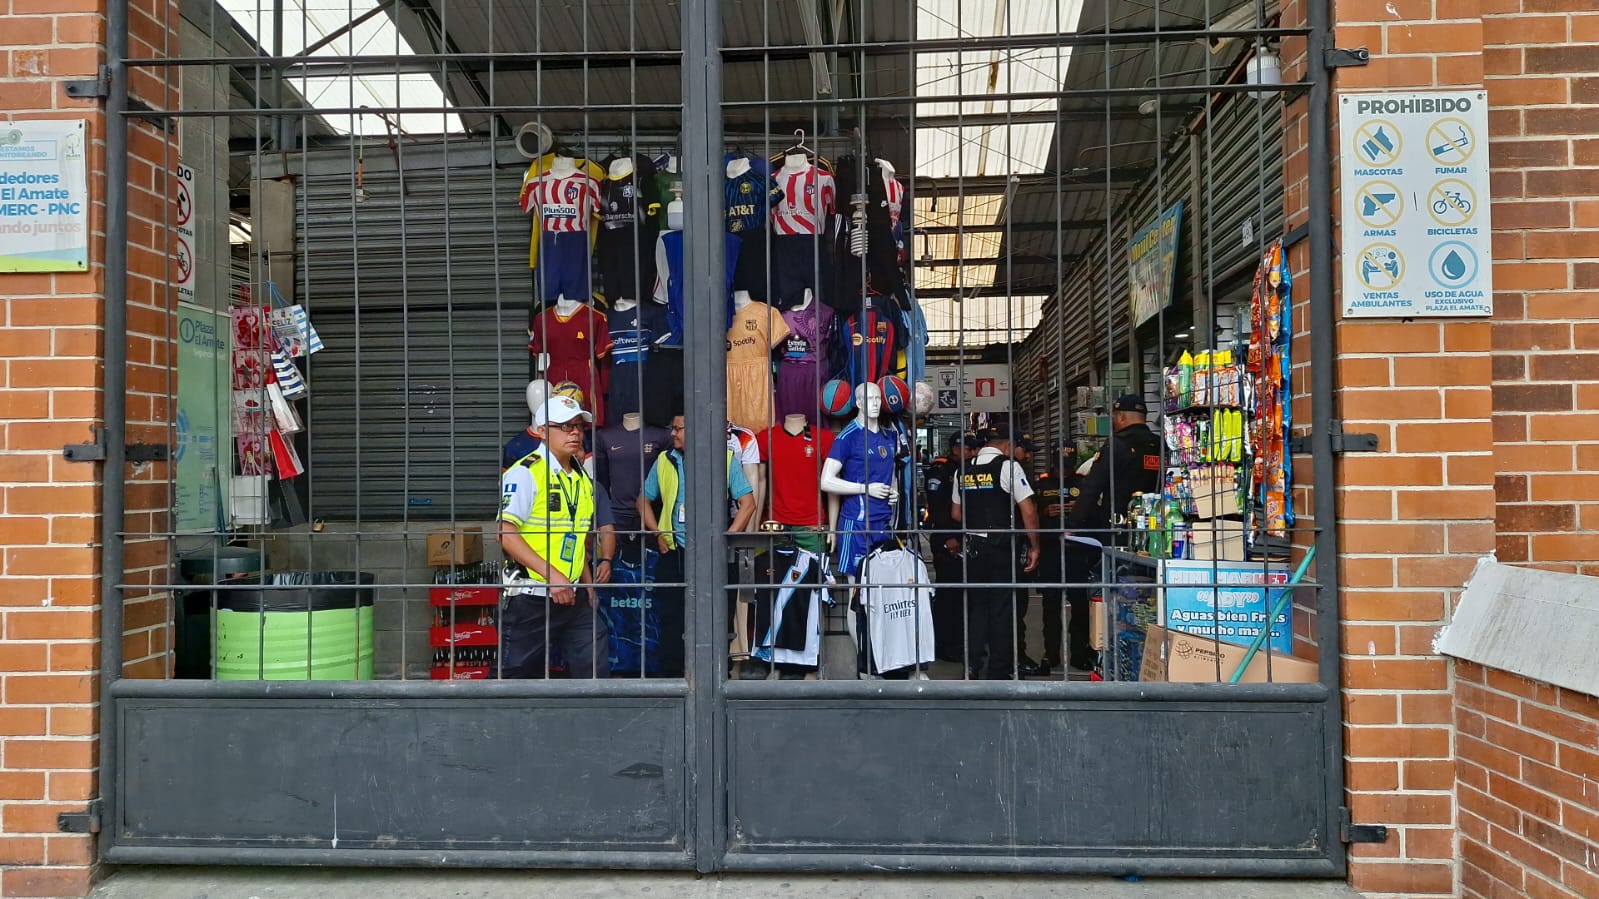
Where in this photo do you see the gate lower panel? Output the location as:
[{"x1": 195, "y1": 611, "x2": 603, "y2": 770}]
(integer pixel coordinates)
[
  {"x1": 724, "y1": 695, "x2": 1336, "y2": 875},
  {"x1": 110, "y1": 693, "x2": 689, "y2": 861}
]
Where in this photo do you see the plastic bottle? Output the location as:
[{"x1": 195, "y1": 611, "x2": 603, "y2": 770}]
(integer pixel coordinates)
[{"x1": 1177, "y1": 351, "x2": 1194, "y2": 408}]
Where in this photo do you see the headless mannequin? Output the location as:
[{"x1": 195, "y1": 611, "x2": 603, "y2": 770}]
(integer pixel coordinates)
[
  {"x1": 613, "y1": 297, "x2": 637, "y2": 313},
  {"x1": 782, "y1": 152, "x2": 810, "y2": 174},
  {"x1": 782, "y1": 412, "x2": 805, "y2": 436},
  {"x1": 666, "y1": 156, "x2": 685, "y2": 230},
  {"x1": 794, "y1": 288, "x2": 812, "y2": 311},
  {"x1": 622, "y1": 411, "x2": 642, "y2": 432},
  {"x1": 526, "y1": 379, "x2": 551, "y2": 424},
  {"x1": 726, "y1": 156, "x2": 751, "y2": 179},
  {"x1": 533, "y1": 297, "x2": 585, "y2": 373},
  {"x1": 732, "y1": 290, "x2": 752, "y2": 311},
  {"x1": 609, "y1": 157, "x2": 635, "y2": 181},
  {"x1": 548, "y1": 154, "x2": 578, "y2": 179}
]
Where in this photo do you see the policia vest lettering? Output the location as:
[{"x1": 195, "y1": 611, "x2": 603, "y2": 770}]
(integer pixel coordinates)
[
  {"x1": 509, "y1": 451, "x2": 595, "y2": 582},
  {"x1": 957, "y1": 455, "x2": 1015, "y2": 547}
]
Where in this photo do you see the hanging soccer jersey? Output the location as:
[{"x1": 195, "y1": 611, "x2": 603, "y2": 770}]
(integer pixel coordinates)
[
  {"x1": 752, "y1": 547, "x2": 823, "y2": 668},
  {"x1": 596, "y1": 163, "x2": 661, "y2": 303},
  {"x1": 653, "y1": 230, "x2": 742, "y2": 346},
  {"x1": 757, "y1": 423, "x2": 834, "y2": 527},
  {"x1": 727, "y1": 164, "x2": 783, "y2": 234},
  {"x1": 725, "y1": 300, "x2": 791, "y2": 431},
  {"x1": 605, "y1": 302, "x2": 663, "y2": 424},
  {"x1": 857, "y1": 544, "x2": 935, "y2": 674},
  {"x1": 839, "y1": 293, "x2": 905, "y2": 387},
  {"x1": 529, "y1": 304, "x2": 613, "y2": 424},
  {"x1": 771, "y1": 164, "x2": 836, "y2": 236},
  {"x1": 773, "y1": 304, "x2": 832, "y2": 423}
]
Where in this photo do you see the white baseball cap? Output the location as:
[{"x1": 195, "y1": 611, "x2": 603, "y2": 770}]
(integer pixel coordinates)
[{"x1": 535, "y1": 394, "x2": 592, "y2": 427}]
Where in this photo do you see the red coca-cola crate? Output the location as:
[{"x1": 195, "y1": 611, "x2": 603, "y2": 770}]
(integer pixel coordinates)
[
  {"x1": 428, "y1": 586, "x2": 500, "y2": 607},
  {"x1": 429, "y1": 623, "x2": 498, "y2": 647},
  {"x1": 430, "y1": 665, "x2": 493, "y2": 680}
]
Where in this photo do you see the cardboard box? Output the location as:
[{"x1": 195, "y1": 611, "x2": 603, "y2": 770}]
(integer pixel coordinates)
[
  {"x1": 1089, "y1": 597, "x2": 1107, "y2": 651},
  {"x1": 427, "y1": 526, "x2": 483, "y2": 567},
  {"x1": 1140, "y1": 625, "x2": 1318, "y2": 684},
  {"x1": 1191, "y1": 490, "x2": 1240, "y2": 520},
  {"x1": 1187, "y1": 524, "x2": 1248, "y2": 562}
]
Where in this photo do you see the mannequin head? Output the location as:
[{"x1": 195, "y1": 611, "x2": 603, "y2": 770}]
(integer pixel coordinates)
[
  {"x1": 854, "y1": 382, "x2": 883, "y2": 425},
  {"x1": 525, "y1": 379, "x2": 551, "y2": 424}
]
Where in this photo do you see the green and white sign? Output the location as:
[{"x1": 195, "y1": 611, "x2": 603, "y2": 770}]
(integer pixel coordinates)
[{"x1": 176, "y1": 304, "x2": 230, "y2": 532}]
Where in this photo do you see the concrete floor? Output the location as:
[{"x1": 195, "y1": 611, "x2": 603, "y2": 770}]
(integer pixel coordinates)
[{"x1": 88, "y1": 868, "x2": 1362, "y2": 899}]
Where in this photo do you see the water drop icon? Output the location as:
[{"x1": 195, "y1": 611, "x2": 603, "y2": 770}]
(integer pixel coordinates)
[{"x1": 1441, "y1": 250, "x2": 1467, "y2": 280}]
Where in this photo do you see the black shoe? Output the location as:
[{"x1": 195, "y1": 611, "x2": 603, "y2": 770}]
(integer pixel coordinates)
[
  {"x1": 1017, "y1": 656, "x2": 1044, "y2": 677},
  {"x1": 1068, "y1": 650, "x2": 1099, "y2": 672}
]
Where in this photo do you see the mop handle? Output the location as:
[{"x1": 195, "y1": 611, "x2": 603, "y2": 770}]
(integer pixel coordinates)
[{"x1": 1226, "y1": 545, "x2": 1317, "y2": 684}]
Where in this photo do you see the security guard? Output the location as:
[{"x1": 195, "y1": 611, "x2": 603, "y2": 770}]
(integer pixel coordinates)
[
  {"x1": 951, "y1": 416, "x2": 1040, "y2": 679},
  {"x1": 922, "y1": 431, "x2": 980, "y2": 662},
  {"x1": 1061, "y1": 394, "x2": 1161, "y2": 669},
  {"x1": 500, "y1": 394, "x2": 609, "y2": 678}
]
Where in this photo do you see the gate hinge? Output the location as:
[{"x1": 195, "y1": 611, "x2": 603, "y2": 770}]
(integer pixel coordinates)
[
  {"x1": 1339, "y1": 807, "x2": 1388, "y2": 844},
  {"x1": 1288, "y1": 421, "x2": 1379, "y2": 456},
  {"x1": 63, "y1": 430, "x2": 171, "y2": 464},
  {"x1": 57, "y1": 800, "x2": 101, "y2": 834},
  {"x1": 63, "y1": 66, "x2": 112, "y2": 99},
  {"x1": 1324, "y1": 47, "x2": 1371, "y2": 69}
]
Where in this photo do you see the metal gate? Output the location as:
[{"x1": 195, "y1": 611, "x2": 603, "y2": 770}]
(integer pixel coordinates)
[{"x1": 101, "y1": 0, "x2": 1346, "y2": 876}]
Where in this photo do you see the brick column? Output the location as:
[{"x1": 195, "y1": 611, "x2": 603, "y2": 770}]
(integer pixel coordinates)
[
  {"x1": 1326, "y1": 1, "x2": 1497, "y2": 896},
  {"x1": 0, "y1": 5, "x2": 109, "y2": 895},
  {"x1": 1, "y1": 1, "x2": 177, "y2": 895}
]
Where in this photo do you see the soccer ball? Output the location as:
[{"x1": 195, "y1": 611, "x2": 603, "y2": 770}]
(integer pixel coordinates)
[
  {"x1": 912, "y1": 380, "x2": 935, "y2": 416},
  {"x1": 819, "y1": 379, "x2": 855, "y2": 417},
  {"x1": 878, "y1": 375, "x2": 911, "y2": 416},
  {"x1": 551, "y1": 380, "x2": 585, "y2": 407}
]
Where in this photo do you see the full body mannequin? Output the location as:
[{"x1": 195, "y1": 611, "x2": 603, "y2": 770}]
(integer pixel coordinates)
[{"x1": 820, "y1": 383, "x2": 896, "y2": 539}]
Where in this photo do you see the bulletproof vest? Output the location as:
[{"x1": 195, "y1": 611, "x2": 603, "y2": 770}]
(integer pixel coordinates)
[
  {"x1": 957, "y1": 454, "x2": 1015, "y2": 535},
  {"x1": 923, "y1": 457, "x2": 955, "y2": 525}
]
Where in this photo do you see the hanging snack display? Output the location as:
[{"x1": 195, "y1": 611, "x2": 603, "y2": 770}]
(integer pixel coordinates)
[{"x1": 1248, "y1": 240, "x2": 1295, "y2": 539}]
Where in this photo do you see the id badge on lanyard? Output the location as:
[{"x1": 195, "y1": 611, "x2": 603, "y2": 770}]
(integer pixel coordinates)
[{"x1": 559, "y1": 532, "x2": 579, "y2": 564}]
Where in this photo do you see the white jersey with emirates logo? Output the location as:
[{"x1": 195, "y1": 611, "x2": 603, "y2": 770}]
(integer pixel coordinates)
[
  {"x1": 771, "y1": 165, "x2": 836, "y2": 236},
  {"x1": 858, "y1": 545, "x2": 936, "y2": 672},
  {"x1": 521, "y1": 168, "x2": 601, "y2": 233}
]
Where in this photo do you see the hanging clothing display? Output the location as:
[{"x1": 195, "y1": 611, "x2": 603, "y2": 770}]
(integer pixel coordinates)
[
  {"x1": 838, "y1": 292, "x2": 906, "y2": 387},
  {"x1": 521, "y1": 158, "x2": 603, "y2": 306},
  {"x1": 605, "y1": 302, "x2": 665, "y2": 424},
  {"x1": 595, "y1": 156, "x2": 662, "y2": 303},
  {"x1": 769, "y1": 162, "x2": 836, "y2": 311},
  {"x1": 529, "y1": 304, "x2": 613, "y2": 424},
  {"x1": 833, "y1": 154, "x2": 907, "y2": 302},
  {"x1": 654, "y1": 230, "x2": 742, "y2": 345},
  {"x1": 757, "y1": 423, "x2": 834, "y2": 527},
  {"x1": 773, "y1": 303, "x2": 832, "y2": 423},
  {"x1": 857, "y1": 543, "x2": 936, "y2": 675},
  {"x1": 725, "y1": 300, "x2": 790, "y2": 432},
  {"x1": 752, "y1": 546, "x2": 823, "y2": 668}
]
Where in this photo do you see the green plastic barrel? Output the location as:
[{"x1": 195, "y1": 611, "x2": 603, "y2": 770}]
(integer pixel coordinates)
[{"x1": 214, "y1": 572, "x2": 375, "y2": 680}]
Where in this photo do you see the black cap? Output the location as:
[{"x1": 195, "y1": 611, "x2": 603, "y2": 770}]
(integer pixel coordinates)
[
  {"x1": 947, "y1": 431, "x2": 984, "y2": 450},
  {"x1": 1014, "y1": 433, "x2": 1041, "y2": 453},
  {"x1": 1112, "y1": 394, "x2": 1148, "y2": 414}
]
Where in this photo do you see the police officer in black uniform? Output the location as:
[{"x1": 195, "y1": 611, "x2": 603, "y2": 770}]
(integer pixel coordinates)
[
  {"x1": 923, "y1": 431, "x2": 980, "y2": 661},
  {"x1": 1061, "y1": 394, "x2": 1162, "y2": 669},
  {"x1": 1026, "y1": 443, "x2": 1082, "y2": 676},
  {"x1": 952, "y1": 416, "x2": 1040, "y2": 679},
  {"x1": 1009, "y1": 433, "x2": 1046, "y2": 676}
]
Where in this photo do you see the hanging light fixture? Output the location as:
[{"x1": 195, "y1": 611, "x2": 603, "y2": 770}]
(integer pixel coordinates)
[{"x1": 1247, "y1": 43, "x2": 1283, "y2": 100}]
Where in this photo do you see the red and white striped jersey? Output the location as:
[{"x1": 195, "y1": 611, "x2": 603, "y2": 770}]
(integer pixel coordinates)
[
  {"x1": 521, "y1": 169, "x2": 601, "y2": 233},
  {"x1": 771, "y1": 165, "x2": 836, "y2": 236},
  {"x1": 881, "y1": 168, "x2": 905, "y2": 229}
]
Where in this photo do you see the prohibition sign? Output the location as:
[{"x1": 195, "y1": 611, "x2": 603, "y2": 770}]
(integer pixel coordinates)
[
  {"x1": 1427, "y1": 179, "x2": 1476, "y2": 227},
  {"x1": 1353, "y1": 119, "x2": 1402, "y2": 167},
  {"x1": 1355, "y1": 243, "x2": 1403, "y2": 291},
  {"x1": 1353, "y1": 180, "x2": 1403, "y2": 229},
  {"x1": 1425, "y1": 118, "x2": 1475, "y2": 165}
]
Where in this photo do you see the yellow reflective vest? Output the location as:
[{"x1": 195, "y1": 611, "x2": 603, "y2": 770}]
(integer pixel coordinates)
[{"x1": 507, "y1": 450, "x2": 595, "y2": 583}]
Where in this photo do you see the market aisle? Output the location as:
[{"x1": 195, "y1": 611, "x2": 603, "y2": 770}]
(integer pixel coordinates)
[{"x1": 88, "y1": 868, "x2": 1361, "y2": 898}]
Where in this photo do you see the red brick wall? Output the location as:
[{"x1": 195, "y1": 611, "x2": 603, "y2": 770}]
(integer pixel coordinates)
[
  {"x1": 1484, "y1": 2, "x2": 1599, "y2": 574},
  {"x1": 1326, "y1": 1, "x2": 1495, "y2": 895},
  {"x1": 1455, "y1": 661, "x2": 1599, "y2": 898},
  {"x1": 0, "y1": 0, "x2": 177, "y2": 895}
]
